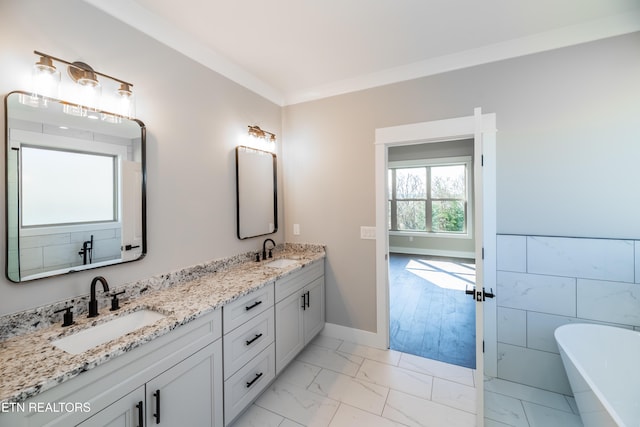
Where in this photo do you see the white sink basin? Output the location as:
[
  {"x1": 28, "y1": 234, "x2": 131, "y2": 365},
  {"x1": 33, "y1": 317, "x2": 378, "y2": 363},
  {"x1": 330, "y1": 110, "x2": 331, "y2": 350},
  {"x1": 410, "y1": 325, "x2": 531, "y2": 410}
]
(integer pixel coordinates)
[
  {"x1": 264, "y1": 258, "x2": 299, "y2": 269},
  {"x1": 53, "y1": 309, "x2": 166, "y2": 355}
]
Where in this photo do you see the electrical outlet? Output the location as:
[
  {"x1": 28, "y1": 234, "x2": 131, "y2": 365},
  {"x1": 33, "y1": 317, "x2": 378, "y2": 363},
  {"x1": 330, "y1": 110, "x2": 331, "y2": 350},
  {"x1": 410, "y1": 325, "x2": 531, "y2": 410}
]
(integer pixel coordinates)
[
  {"x1": 360, "y1": 226, "x2": 376, "y2": 240},
  {"x1": 293, "y1": 224, "x2": 300, "y2": 235}
]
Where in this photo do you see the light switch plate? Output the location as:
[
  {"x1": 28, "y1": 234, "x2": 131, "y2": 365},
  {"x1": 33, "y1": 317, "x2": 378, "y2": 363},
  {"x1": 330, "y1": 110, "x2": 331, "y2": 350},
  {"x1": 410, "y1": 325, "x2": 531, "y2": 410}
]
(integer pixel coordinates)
[
  {"x1": 360, "y1": 226, "x2": 376, "y2": 240},
  {"x1": 293, "y1": 224, "x2": 300, "y2": 235}
]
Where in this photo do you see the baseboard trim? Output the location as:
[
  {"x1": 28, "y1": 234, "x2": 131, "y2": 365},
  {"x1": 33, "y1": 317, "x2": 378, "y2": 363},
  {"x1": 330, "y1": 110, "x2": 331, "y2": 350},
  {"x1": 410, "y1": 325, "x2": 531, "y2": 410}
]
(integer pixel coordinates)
[
  {"x1": 320, "y1": 323, "x2": 387, "y2": 349},
  {"x1": 390, "y1": 246, "x2": 476, "y2": 259}
]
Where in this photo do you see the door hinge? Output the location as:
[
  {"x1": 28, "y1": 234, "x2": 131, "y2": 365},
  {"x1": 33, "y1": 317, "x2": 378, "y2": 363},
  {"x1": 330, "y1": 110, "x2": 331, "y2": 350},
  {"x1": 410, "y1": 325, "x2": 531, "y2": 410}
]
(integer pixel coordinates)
[
  {"x1": 482, "y1": 247, "x2": 485, "y2": 259},
  {"x1": 483, "y1": 340, "x2": 485, "y2": 353},
  {"x1": 481, "y1": 155, "x2": 484, "y2": 166}
]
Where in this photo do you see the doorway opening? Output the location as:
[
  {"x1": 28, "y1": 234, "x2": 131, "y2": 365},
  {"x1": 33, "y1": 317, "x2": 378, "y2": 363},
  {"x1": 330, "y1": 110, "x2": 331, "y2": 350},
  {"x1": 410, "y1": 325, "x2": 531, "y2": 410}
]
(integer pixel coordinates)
[{"x1": 386, "y1": 138, "x2": 477, "y2": 369}]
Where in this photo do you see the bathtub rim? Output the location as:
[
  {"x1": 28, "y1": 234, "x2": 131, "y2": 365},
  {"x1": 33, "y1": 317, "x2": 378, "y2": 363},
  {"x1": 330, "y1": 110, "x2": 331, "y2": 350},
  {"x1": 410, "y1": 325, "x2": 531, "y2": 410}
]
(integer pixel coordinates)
[{"x1": 555, "y1": 323, "x2": 639, "y2": 427}]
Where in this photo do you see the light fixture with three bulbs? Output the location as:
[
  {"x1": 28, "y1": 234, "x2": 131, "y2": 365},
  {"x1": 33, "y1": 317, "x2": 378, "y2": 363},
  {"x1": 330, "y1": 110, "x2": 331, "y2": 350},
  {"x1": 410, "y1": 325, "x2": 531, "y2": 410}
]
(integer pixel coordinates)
[{"x1": 20, "y1": 50, "x2": 136, "y2": 122}]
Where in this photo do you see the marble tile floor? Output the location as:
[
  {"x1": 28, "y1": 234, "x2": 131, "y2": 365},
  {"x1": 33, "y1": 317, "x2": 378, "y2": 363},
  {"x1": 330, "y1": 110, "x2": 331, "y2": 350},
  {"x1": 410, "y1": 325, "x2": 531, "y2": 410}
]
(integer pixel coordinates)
[{"x1": 230, "y1": 335, "x2": 583, "y2": 427}]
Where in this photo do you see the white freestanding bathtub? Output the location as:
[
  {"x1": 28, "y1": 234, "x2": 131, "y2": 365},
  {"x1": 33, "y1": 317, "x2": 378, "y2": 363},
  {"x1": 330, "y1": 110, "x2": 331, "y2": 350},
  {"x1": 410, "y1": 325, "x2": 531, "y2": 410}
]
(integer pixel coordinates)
[{"x1": 555, "y1": 323, "x2": 640, "y2": 427}]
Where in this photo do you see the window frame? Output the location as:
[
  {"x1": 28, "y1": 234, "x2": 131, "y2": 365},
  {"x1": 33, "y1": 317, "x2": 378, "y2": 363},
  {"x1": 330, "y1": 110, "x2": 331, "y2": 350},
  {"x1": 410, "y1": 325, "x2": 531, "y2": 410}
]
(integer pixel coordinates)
[{"x1": 388, "y1": 156, "x2": 472, "y2": 239}]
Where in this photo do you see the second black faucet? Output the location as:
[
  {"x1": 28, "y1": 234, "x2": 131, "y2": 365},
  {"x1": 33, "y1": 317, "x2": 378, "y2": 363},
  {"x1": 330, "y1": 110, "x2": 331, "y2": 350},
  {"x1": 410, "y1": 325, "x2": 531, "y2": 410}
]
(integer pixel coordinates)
[
  {"x1": 261, "y1": 238, "x2": 276, "y2": 261},
  {"x1": 88, "y1": 276, "x2": 110, "y2": 318}
]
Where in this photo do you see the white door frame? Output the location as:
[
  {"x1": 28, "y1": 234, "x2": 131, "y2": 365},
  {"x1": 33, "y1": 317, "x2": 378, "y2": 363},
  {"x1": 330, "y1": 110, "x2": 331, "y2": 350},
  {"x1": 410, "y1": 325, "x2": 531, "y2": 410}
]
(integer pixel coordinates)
[{"x1": 374, "y1": 109, "x2": 497, "y2": 422}]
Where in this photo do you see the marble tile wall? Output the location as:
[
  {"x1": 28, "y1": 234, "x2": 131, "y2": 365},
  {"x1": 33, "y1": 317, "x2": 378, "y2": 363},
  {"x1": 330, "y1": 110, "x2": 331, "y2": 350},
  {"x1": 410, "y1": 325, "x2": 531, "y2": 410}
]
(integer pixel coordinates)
[{"x1": 496, "y1": 235, "x2": 640, "y2": 395}]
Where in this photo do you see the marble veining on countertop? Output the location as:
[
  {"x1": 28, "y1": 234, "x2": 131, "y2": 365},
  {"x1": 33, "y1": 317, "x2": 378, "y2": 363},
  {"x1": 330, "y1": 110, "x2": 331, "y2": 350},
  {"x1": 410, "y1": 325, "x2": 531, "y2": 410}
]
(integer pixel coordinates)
[{"x1": 0, "y1": 244, "x2": 324, "y2": 404}]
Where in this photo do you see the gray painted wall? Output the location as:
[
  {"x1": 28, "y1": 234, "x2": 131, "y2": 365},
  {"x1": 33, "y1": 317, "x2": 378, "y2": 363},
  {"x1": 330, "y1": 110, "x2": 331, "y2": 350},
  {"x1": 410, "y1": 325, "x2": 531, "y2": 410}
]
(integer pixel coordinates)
[
  {"x1": 0, "y1": 0, "x2": 283, "y2": 315},
  {"x1": 283, "y1": 32, "x2": 640, "y2": 332}
]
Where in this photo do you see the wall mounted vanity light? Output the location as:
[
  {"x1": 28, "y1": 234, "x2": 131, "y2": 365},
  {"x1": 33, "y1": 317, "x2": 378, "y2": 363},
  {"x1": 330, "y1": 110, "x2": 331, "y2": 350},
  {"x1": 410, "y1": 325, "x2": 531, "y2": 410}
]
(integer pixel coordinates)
[
  {"x1": 19, "y1": 50, "x2": 136, "y2": 121},
  {"x1": 248, "y1": 125, "x2": 276, "y2": 143}
]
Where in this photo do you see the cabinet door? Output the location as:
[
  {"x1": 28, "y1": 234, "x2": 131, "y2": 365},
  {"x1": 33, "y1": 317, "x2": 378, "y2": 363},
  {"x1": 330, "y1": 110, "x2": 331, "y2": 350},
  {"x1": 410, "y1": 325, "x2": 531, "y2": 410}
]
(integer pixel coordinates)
[
  {"x1": 76, "y1": 386, "x2": 145, "y2": 427},
  {"x1": 303, "y1": 276, "x2": 325, "y2": 344},
  {"x1": 275, "y1": 290, "x2": 305, "y2": 374},
  {"x1": 146, "y1": 340, "x2": 223, "y2": 427}
]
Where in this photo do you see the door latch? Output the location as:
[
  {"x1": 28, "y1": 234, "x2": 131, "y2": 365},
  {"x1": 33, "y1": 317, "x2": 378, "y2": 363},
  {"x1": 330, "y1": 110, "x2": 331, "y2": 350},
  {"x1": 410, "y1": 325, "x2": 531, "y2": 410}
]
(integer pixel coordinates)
[{"x1": 465, "y1": 286, "x2": 495, "y2": 302}]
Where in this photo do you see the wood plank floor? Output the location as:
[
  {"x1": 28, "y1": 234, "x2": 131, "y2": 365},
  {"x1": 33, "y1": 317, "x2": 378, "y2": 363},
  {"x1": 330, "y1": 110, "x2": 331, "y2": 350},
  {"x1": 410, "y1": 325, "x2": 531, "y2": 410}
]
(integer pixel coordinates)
[{"x1": 389, "y1": 253, "x2": 476, "y2": 369}]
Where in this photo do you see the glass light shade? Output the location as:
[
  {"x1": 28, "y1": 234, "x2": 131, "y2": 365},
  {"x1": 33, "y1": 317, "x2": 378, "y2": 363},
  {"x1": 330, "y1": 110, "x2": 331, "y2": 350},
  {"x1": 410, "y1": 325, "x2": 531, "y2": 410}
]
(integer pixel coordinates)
[
  {"x1": 19, "y1": 57, "x2": 60, "y2": 108},
  {"x1": 117, "y1": 83, "x2": 135, "y2": 118},
  {"x1": 77, "y1": 78, "x2": 101, "y2": 111}
]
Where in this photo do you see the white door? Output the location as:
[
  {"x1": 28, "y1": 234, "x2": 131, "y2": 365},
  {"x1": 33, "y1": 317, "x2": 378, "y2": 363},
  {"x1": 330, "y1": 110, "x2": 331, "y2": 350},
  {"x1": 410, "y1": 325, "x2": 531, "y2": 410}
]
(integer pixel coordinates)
[
  {"x1": 375, "y1": 109, "x2": 496, "y2": 426},
  {"x1": 121, "y1": 160, "x2": 143, "y2": 262}
]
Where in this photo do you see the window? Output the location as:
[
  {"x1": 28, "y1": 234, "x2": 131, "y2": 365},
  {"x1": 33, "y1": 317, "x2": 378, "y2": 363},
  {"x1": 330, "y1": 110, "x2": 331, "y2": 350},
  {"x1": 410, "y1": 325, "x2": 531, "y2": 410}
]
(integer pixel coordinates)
[
  {"x1": 388, "y1": 158, "x2": 470, "y2": 235},
  {"x1": 21, "y1": 146, "x2": 117, "y2": 226}
]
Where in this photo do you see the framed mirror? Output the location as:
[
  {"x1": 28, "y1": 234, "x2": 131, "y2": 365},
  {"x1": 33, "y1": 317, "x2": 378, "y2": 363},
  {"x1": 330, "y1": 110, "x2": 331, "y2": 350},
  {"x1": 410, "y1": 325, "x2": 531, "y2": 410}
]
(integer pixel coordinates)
[
  {"x1": 5, "y1": 91, "x2": 146, "y2": 282},
  {"x1": 236, "y1": 146, "x2": 277, "y2": 239}
]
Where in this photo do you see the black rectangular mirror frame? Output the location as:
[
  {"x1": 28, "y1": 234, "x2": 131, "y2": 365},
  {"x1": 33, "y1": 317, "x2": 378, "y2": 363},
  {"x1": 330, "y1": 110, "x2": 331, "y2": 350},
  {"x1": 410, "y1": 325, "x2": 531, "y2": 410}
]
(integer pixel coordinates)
[{"x1": 4, "y1": 90, "x2": 147, "y2": 282}]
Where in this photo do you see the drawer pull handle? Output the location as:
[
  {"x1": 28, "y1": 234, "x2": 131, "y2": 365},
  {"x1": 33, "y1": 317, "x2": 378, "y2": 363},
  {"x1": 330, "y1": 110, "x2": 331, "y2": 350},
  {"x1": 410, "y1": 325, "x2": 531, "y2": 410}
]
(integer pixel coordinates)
[
  {"x1": 246, "y1": 372, "x2": 263, "y2": 388},
  {"x1": 245, "y1": 300, "x2": 263, "y2": 311},
  {"x1": 136, "y1": 401, "x2": 144, "y2": 427},
  {"x1": 301, "y1": 294, "x2": 306, "y2": 310},
  {"x1": 306, "y1": 290, "x2": 310, "y2": 308},
  {"x1": 153, "y1": 390, "x2": 160, "y2": 424},
  {"x1": 246, "y1": 333, "x2": 263, "y2": 346}
]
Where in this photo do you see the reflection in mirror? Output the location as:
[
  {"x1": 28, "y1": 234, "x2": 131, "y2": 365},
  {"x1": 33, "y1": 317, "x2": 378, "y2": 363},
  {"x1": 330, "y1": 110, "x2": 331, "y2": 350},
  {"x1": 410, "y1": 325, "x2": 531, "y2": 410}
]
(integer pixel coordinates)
[
  {"x1": 5, "y1": 91, "x2": 146, "y2": 282},
  {"x1": 236, "y1": 146, "x2": 277, "y2": 239}
]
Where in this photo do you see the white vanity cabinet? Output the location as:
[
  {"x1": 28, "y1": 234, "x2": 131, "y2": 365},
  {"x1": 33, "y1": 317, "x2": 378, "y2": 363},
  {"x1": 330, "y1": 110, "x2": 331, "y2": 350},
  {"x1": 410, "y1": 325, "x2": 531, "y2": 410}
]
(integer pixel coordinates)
[
  {"x1": 145, "y1": 340, "x2": 222, "y2": 426},
  {"x1": 222, "y1": 284, "x2": 276, "y2": 426},
  {"x1": 275, "y1": 259, "x2": 325, "y2": 374},
  {"x1": 76, "y1": 386, "x2": 145, "y2": 427},
  {"x1": 3, "y1": 309, "x2": 223, "y2": 427}
]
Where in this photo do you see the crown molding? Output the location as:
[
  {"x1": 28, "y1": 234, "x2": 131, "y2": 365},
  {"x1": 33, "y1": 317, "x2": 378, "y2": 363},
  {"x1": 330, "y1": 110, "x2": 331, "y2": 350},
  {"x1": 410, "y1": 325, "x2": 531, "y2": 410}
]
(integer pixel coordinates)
[
  {"x1": 284, "y1": 9, "x2": 640, "y2": 105},
  {"x1": 84, "y1": 1, "x2": 639, "y2": 107}
]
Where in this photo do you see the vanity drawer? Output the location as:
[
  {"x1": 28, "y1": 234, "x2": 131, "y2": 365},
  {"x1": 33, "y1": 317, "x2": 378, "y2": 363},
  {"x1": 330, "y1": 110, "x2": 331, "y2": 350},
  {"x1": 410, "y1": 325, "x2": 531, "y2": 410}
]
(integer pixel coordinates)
[
  {"x1": 223, "y1": 308, "x2": 274, "y2": 379},
  {"x1": 275, "y1": 259, "x2": 324, "y2": 303},
  {"x1": 223, "y1": 284, "x2": 274, "y2": 333},
  {"x1": 224, "y1": 343, "x2": 275, "y2": 425}
]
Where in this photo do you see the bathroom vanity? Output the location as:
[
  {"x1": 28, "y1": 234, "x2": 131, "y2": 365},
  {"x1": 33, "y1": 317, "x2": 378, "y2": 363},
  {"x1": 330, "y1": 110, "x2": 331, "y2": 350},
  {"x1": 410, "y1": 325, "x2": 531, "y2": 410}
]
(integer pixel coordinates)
[{"x1": 0, "y1": 246, "x2": 325, "y2": 427}]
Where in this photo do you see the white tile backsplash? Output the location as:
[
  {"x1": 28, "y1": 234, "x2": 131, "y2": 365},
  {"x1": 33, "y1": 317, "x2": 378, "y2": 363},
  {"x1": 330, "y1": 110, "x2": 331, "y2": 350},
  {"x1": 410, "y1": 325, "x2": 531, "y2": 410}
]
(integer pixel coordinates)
[
  {"x1": 497, "y1": 307, "x2": 526, "y2": 347},
  {"x1": 527, "y1": 236, "x2": 634, "y2": 282},
  {"x1": 20, "y1": 232, "x2": 69, "y2": 249},
  {"x1": 19, "y1": 247, "x2": 43, "y2": 270},
  {"x1": 496, "y1": 234, "x2": 640, "y2": 397},
  {"x1": 577, "y1": 279, "x2": 640, "y2": 326},
  {"x1": 497, "y1": 271, "x2": 576, "y2": 316},
  {"x1": 497, "y1": 343, "x2": 571, "y2": 395},
  {"x1": 497, "y1": 235, "x2": 527, "y2": 272}
]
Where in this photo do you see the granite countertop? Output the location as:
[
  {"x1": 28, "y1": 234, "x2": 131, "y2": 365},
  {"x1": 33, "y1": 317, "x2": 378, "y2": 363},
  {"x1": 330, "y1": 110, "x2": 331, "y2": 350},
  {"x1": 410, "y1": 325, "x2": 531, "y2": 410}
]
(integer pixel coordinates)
[{"x1": 0, "y1": 245, "x2": 324, "y2": 404}]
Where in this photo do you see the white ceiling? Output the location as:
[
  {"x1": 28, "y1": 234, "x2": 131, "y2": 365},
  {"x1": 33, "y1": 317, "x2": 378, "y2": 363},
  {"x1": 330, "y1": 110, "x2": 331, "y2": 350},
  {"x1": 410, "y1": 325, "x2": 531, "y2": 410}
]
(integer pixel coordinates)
[{"x1": 85, "y1": 0, "x2": 640, "y2": 106}]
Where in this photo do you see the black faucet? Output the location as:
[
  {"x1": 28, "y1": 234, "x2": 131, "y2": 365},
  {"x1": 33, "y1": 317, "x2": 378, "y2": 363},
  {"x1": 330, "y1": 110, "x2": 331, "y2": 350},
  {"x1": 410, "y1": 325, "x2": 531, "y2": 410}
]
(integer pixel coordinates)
[
  {"x1": 262, "y1": 238, "x2": 276, "y2": 260},
  {"x1": 88, "y1": 276, "x2": 110, "y2": 318},
  {"x1": 78, "y1": 234, "x2": 94, "y2": 265}
]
